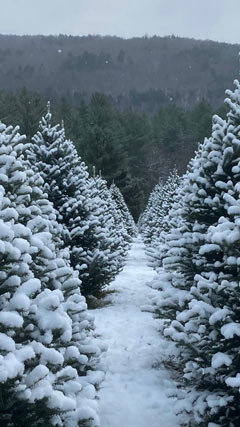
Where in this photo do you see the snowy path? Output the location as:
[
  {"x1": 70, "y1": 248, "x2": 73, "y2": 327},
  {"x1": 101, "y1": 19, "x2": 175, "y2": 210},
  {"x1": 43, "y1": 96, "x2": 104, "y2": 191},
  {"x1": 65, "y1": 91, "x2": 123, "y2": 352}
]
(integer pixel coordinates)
[{"x1": 94, "y1": 237, "x2": 179, "y2": 427}]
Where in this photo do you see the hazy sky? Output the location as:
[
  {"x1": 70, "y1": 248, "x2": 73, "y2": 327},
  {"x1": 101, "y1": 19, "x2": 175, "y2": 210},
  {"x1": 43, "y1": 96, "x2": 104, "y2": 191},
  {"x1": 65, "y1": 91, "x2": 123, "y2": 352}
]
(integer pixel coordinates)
[{"x1": 1, "y1": 0, "x2": 240, "y2": 44}]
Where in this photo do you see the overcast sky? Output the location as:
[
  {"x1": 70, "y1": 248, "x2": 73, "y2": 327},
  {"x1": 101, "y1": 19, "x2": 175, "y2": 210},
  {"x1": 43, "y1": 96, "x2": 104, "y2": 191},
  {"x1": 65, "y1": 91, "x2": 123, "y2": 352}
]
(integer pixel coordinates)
[{"x1": 0, "y1": 0, "x2": 240, "y2": 44}]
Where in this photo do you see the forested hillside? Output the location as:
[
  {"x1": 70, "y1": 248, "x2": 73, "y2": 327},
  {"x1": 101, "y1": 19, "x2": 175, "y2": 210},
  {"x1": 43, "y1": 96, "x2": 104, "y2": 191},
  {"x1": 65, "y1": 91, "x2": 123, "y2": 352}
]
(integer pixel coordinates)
[{"x1": 0, "y1": 34, "x2": 239, "y2": 111}]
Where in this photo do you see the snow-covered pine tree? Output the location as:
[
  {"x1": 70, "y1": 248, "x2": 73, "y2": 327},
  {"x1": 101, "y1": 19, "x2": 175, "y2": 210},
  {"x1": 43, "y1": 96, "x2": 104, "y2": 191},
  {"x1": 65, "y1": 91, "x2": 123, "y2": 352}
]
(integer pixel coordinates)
[
  {"x1": 110, "y1": 183, "x2": 137, "y2": 240},
  {"x1": 0, "y1": 123, "x2": 65, "y2": 425},
  {"x1": 152, "y1": 80, "x2": 240, "y2": 426},
  {"x1": 140, "y1": 168, "x2": 181, "y2": 248},
  {"x1": 139, "y1": 180, "x2": 164, "y2": 244},
  {"x1": 90, "y1": 173, "x2": 129, "y2": 275},
  {"x1": 28, "y1": 107, "x2": 120, "y2": 297},
  {"x1": 0, "y1": 123, "x2": 101, "y2": 426},
  {"x1": 0, "y1": 177, "x2": 46, "y2": 425},
  {"x1": 146, "y1": 170, "x2": 182, "y2": 269},
  {"x1": 154, "y1": 169, "x2": 181, "y2": 238}
]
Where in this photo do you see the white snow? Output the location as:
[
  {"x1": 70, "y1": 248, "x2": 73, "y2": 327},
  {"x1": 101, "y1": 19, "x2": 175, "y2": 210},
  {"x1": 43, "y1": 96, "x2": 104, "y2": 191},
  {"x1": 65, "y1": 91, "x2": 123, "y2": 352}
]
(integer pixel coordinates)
[
  {"x1": 0, "y1": 352, "x2": 24, "y2": 381},
  {"x1": 26, "y1": 364, "x2": 49, "y2": 387},
  {"x1": 0, "y1": 333, "x2": 15, "y2": 352},
  {"x1": 0, "y1": 311, "x2": 23, "y2": 328},
  {"x1": 221, "y1": 322, "x2": 240, "y2": 339},
  {"x1": 211, "y1": 353, "x2": 232, "y2": 369},
  {"x1": 226, "y1": 374, "x2": 240, "y2": 388},
  {"x1": 94, "y1": 238, "x2": 179, "y2": 427}
]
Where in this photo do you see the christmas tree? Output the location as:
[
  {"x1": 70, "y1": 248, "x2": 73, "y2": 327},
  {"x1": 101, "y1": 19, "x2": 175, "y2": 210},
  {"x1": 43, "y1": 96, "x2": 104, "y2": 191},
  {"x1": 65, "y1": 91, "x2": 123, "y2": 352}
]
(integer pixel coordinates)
[
  {"x1": 28, "y1": 107, "x2": 122, "y2": 297},
  {"x1": 110, "y1": 183, "x2": 137, "y2": 239}
]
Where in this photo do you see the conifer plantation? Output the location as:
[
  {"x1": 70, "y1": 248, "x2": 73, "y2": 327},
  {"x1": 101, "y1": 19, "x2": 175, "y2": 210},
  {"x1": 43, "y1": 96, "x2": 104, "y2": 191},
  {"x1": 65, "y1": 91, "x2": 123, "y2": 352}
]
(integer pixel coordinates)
[
  {"x1": 2, "y1": 7, "x2": 240, "y2": 424},
  {"x1": 3, "y1": 76, "x2": 240, "y2": 427}
]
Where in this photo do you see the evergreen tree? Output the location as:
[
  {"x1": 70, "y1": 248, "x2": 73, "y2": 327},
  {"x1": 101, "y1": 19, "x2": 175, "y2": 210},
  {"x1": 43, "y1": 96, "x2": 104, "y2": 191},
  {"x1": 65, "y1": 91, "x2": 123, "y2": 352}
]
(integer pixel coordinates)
[
  {"x1": 140, "y1": 169, "x2": 181, "y2": 247},
  {"x1": 110, "y1": 183, "x2": 137, "y2": 240},
  {"x1": 75, "y1": 93, "x2": 129, "y2": 190},
  {"x1": 189, "y1": 100, "x2": 213, "y2": 144},
  {"x1": 120, "y1": 109, "x2": 154, "y2": 219},
  {"x1": 139, "y1": 180, "x2": 165, "y2": 245},
  {"x1": 14, "y1": 88, "x2": 46, "y2": 139},
  {"x1": 90, "y1": 173, "x2": 129, "y2": 274},
  {"x1": 153, "y1": 104, "x2": 187, "y2": 153},
  {"x1": 28, "y1": 107, "x2": 121, "y2": 297}
]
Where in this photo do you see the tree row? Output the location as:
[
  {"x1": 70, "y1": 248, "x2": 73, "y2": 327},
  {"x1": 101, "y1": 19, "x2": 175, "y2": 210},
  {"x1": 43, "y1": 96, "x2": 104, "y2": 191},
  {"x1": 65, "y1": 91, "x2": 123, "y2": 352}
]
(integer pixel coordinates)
[
  {"x1": 141, "y1": 79, "x2": 240, "y2": 426},
  {"x1": 0, "y1": 107, "x2": 136, "y2": 426}
]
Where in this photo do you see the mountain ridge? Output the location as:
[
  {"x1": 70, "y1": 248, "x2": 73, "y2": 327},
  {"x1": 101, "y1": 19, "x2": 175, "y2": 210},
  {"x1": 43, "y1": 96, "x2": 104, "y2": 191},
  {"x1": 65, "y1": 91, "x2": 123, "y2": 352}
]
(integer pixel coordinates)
[{"x1": 0, "y1": 34, "x2": 238, "y2": 112}]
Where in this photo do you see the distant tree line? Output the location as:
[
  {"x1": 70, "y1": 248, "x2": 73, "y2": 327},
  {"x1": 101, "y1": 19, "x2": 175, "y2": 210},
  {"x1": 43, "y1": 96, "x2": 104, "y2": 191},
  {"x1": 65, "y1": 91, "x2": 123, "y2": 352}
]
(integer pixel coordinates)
[
  {"x1": 0, "y1": 34, "x2": 238, "y2": 112},
  {"x1": 0, "y1": 87, "x2": 228, "y2": 220}
]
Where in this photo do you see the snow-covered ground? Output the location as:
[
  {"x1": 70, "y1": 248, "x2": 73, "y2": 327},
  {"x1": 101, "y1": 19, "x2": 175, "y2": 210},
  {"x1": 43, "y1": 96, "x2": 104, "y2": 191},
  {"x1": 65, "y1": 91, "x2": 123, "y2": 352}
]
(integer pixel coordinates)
[{"x1": 94, "y1": 237, "x2": 180, "y2": 427}]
